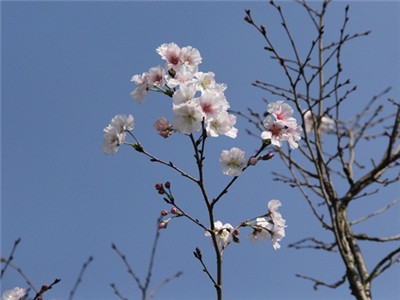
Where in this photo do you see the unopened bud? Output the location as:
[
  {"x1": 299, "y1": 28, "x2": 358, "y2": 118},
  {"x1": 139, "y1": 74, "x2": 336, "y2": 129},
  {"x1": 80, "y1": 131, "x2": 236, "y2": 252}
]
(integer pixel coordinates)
[
  {"x1": 41, "y1": 285, "x2": 49, "y2": 291},
  {"x1": 159, "y1": 218, "x2": 171, "y2": 229},
  {"x1": 260, "y1": 153, "x2": 274, "y2": 160},
  {"x1": 165, "y1": 181, "x2": 171, "y2": 189},
  {"x1": 194, "y1": 247, "x2": 202, "y2": 259},
  {"x1": 261, "y1": 25, "x2": 266, "y2": 34},
  {"x1": 171, "y1": 207, "x2": 178, "y2": 214},
  {"x1": 232, "y1": 234, "x2": 240, "y2": 243},
  {"x1": 161, "y1": 210, "x2": 168, "y2": 216},
  {"x1": 249, "y1": 156, "x2": 258, "y2": 165},
  {"x1": 155, "y1": 183, "x2": 163, "y2": 190}
]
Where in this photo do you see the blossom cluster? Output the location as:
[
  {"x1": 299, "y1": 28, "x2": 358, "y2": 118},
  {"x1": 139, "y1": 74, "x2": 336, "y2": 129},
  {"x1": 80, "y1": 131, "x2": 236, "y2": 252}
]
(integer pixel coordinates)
[
  {"x1": 247, "y1": 199, "x2": 286, "y2": 250},
  {"x1": 261, "y1": 100, "x2": 302, "y2": 149},
  {"x1": 205, "y1": 200, "x2": 286, "y2": 250},
  {"x1": 130, "y1": 42, "x2": 238, "y2": 138}
]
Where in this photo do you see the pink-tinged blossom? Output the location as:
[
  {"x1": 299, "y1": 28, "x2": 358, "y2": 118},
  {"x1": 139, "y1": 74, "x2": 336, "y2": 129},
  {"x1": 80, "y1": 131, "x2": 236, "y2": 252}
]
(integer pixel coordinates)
[
  {"x1": 171, "y1": 102, "x2": 203, "y2": 135},
  {"x1": 147, "y1": 65, "x2": 166, "y2": 88},
  {"x1": 130, "y1": 66, "x2": 165, "y2": 104},
  {"x1": 261, "y1": 116, "x2": 286, "y2": 147},
  {"x1": 267, "y1": 100, "x2": 297, "y2": 127},
  {"x1": 153, "y1": 117, "x2": 172, "y2": 138},
  {"x1": 206, "y1": 112, "x2": 238, "y2": 138},
  {"x1": 198, "y1": 91, "x2": 230, "y2": 121},
  {"x1": 220, "y1": 147, "x2": 247, "y2": 176},
  {"x1": 1, "y1": 287, "x2": 26, "y2": 300},
  {"x1": 194, "y1": 72, "x2": 227, "y2": 93},
  {"x1": 156, "y1": 42, "x2": 181, "y2": 72},
  {"x1": 166, "y1": 65, "x2": 196, "y2": 88},
  {"x1": 180, "y1": 45, "x2": 202, "y2": 73},
  {"x1": 261, "y1": 101, "x2": 302, "y2": 149},
  {"x1": 303, "y1": 110, "x2": 335, "y2": 134},
  {"x1": 205, "y1": 221, "x2": 234, "y2": 249}
]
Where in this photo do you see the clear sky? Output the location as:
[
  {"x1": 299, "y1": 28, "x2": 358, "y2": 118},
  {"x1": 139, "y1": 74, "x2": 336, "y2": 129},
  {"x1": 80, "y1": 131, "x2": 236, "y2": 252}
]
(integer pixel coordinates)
[{"x1": 2, "y1": 1, "x2": 399, "y2": 299}]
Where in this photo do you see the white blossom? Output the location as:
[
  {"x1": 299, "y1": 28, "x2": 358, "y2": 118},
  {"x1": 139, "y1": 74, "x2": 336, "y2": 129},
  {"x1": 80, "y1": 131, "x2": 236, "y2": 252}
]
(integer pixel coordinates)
[{"x1": 220, "y1": 147, "x2": 247, "y2": 176}]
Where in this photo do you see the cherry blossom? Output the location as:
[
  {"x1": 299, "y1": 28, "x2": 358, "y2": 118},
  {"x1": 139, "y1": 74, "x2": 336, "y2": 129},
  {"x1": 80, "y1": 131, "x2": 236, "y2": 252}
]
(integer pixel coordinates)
[
  {"x1": 205, "y1": 221, "x2": 234, "y2": 249},
  {"x1": 102, "y1": 114, "x2": 134, "y2": 154},
  {"x1": 172, "y1": 83, "x2": 197, "y2": 105},
  {"x1": 156, "y1": 42, "x2": 182, "y2": 72},
  {"x1": 261, "y1": 101, "x2": 302, "y2": 149},
  {"x1": 206, "y1": 111, "x2": 238, "y2": 138},
  {"x1": 247, "y1": 217, "x2": 272, "y2": 243},
  {"x1": 268, "y1": 199, "x2": 286, "y2": 227},
  {"x1": 220, "y1": 147, "x2": 247, "y2": 176},
  {"x1": 153, "y1": 117, "x2": 172, "y2": 138},
  {"x1": 267, "y1": 100, "x2": 297, "y2": 128},
  {"x1": 198, "y1": 91, "x2": 230, "y2": 121},
  {"x1": 194, "y1": 71, "x2": 227, "y2": 94},
  {"x1": 171, "y1": 102, "x2": 203, "y2": 134},
  {"x1": 130, "y1": 66, "x2": 165, "y2": 103}
]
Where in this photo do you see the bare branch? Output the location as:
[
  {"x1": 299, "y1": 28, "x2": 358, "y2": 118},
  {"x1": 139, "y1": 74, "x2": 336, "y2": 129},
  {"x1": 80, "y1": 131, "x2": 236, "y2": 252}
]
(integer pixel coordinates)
[
  {"x1": 295, "y1": 273, "x2": 346, "y2": 290},
  {"x1": 69, "y1": 256, "x2": 93, "y2": 300},
  {"x1": 367, "y1": 247, "x2": 400, "y2": 283},
  {"x1": 1, "y1": 238, "x2": 21, "y2": 279},
  {"x1": 288, "y1": 237, "x2": 337, "y2": 252},
  {"x1": 351, "y1": 198, "x2": 400, "y2": 225}
]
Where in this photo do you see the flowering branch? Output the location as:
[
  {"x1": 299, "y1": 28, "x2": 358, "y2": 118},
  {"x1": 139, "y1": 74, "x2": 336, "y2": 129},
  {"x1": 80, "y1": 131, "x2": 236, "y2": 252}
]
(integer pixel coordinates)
[{"x1": 102, "y1": 41, "x2": 296, "y2": 300}]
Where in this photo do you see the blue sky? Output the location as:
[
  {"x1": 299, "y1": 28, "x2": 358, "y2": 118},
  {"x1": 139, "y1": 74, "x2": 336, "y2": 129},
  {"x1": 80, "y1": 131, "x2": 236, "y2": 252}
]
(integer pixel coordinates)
[{"x1": 2, "y1": 1, "x2": 399, "y2": 299}]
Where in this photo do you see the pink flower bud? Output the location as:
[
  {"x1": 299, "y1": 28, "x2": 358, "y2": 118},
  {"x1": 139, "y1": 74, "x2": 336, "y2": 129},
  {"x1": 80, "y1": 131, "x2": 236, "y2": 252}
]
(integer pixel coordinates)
[
  {"x1": 161, "y1": 210, "x2": 168, "y2": 216},
  {"x1": 165, "y1": 181, "x2": 171, "y2": 189},
  {"x1": 154, "y1": 117, "x2": 170, "y2": 131},
  {"x1": 41, "y1": 285, "x2": 49, "y2": 291},
  {"x1": 171, "y1": 207, "x2": 178, "y2": 214},
  {"x1": 259, "y1": 153, "x2": 274, "y2": 160},
  {"x1": 155, "y1": 183, "x2": 163, "y2": 190},
  {"x1": 158, "y1": 218, "x2": 171, "y2": 229},
  {"x1": 249, "y1": 156, "x2": 258, "y2": 165}
]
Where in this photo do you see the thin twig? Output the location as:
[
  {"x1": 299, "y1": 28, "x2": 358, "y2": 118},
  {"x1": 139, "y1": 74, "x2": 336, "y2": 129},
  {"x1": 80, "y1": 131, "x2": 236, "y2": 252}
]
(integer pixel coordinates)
[{"x1": 69, "y1": 256, "x2": 93, "y2": 300}]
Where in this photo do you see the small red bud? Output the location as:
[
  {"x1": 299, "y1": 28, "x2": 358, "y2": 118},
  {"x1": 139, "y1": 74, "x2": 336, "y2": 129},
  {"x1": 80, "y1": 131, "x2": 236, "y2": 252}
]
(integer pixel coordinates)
[
  {"x1": 161, "y1": 210, "x2": 168, "y2": 216},
  {"x1": 165, "y1": 181, "x2": 171, "y2": 189},
  {"x1": 41, "y1": 285, "x2": 49, "y2": 291},
  {"x1": 249, "y1": 156, "x2": 258, "y2": 165},
  {"x1": 158, "y1": 189, "x2": 165, "y2": 195},
  {"x1": 155, "y1": 183, "x2": 163, "y2": 190},
  {"x1": 171, "y1": 207, "x2": 178, "y2": 214}
]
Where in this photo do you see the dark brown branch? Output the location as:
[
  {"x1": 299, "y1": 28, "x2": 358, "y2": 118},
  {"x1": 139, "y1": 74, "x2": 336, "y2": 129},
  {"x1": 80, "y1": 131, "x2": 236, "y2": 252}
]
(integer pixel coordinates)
[{"x1": 295, "y1": 273, "x2": 346, "y2": 290}]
